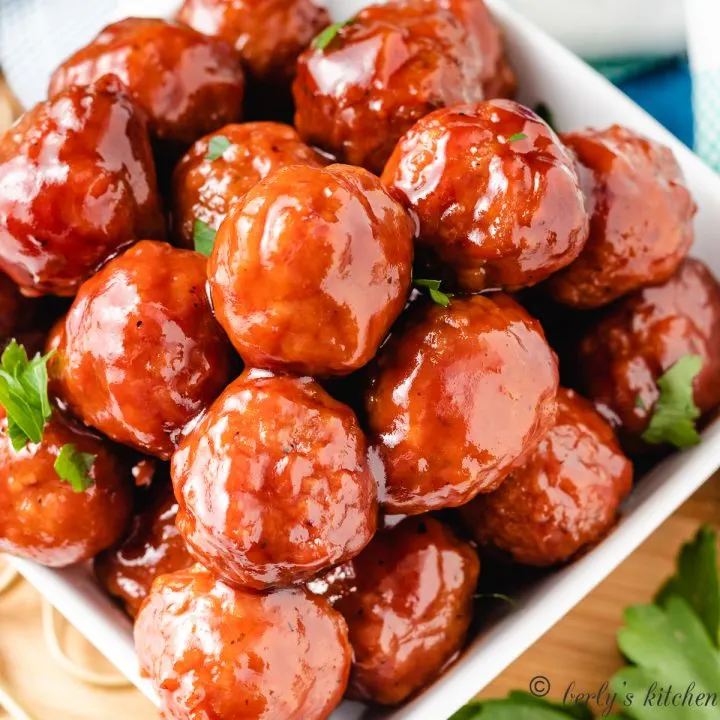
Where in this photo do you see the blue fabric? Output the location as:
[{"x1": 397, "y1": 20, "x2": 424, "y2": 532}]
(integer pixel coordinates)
[{"x1": 615, "y1": 58, "x2": 694, "y2": 148}]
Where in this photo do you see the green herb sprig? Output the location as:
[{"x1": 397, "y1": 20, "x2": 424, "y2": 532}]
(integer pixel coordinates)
[
  {"x1": 312, "y1": 18, "x2": 354, "y2": 51},
  {"x1": 205, "y1": 135, "x2": 231, "y2": 161},
  {"x1": 0, "y1": 339, "x2": 54, "y2": 451},
  {"x1": 641, "y1": 354, "x2": 703, "y2": 449},
  {"x1": 414, "y1": 278, "x2": 453, "y2": 307},
  {"x1": 54, "y1": 443, "x2": 95, "y2": 493},
  {"x1": 508, "y1": 132, "x2": 528, "y2": 143},
  {"x1": 193, "y1": 219, "x2": 217, "y2": 257},
  {"x1": 0, "y1": 339, "x2": 95, "y2": 492},
  {"x1": 452, "y1": 526, "x2": 720, "y2": 720}
]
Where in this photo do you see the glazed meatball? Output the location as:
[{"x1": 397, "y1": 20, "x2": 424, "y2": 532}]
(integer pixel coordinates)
[
  {"x1": 547, "y1": 126, "x2": 695, "y2": 308},
  {"x1": 0, "y1": 409, "x2": 133, "y2": 567},
  {"x1": 172, "y1": 370, "x2": 378, "y2": 590},
  {"x1": 95, "y1": 481, "x2": 192, "y2": 617},
  {"x1": 56, "y1": 241, "x2": 233, "y2": 460},
  {"x1": 177, "y1": 0, "x2": 330, "y2": 85},
  {"x1": 172, "y1": 122, "x2": 328, "y2": 247},
  {"x1": 382, "y1": 100, "x2": 589, "y2": 291},
  {"x1": 328, "y1": 517, "x2": 479, "y2": 705},
  {"x1": 136, "y1": 565, "x2": 351, "y2": 720},
  {"x1": 208, "y1": 163, "x2": 414, "y2": 376},
  {"x1": 462, "y1": 388, "x2": 632, "y2": 566},
  {"x1": 578, "y1": 258, "x2": 720, "y2": 441},
  {"x1": 293, "y1": 0, "x2": 514, "y2": 173},
  {"x1": 366, "y1": 293, "x2": 559, "y2": 514},
  {"x1": 49, "y1": 18, "x2": 245, "y2": 145},
  {"x1": 0, "y1": 76, "x2": 164, "y2": 297}
]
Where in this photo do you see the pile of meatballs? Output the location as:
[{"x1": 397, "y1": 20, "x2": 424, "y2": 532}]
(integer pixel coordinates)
[{"x1": 1, "y1": 0, "x2": 719, "y2": 717}]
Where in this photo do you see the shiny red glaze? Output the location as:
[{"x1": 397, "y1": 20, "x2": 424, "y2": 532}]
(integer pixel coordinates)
[
  {"x1": 95, "y1": 480, "x2": 192, "y2": 617},
  {"x1": 0, "y1": 408, "x2": 133, "y2": 567},
  {"x1": 208, "y1": 163, "x2": 414, "y2": 376},
  {"x1": 172, "y1": 370, "x2": 379, "y2": 590},
  {"x1": 135, "y1": 565, "x2": 351, "y2": 720},
  {"x1": 177, "y1": 0, "x2": 330, "y2": 84},
  {"x1": 56, "y1": 241, "x2": 233, "y2": 459},
  {"x1": 579, "y1": 258, "x2": 720, "y2": 438},
  {"x1": 462, "y1": 388, "x2": 632, "y2": 566},
  {"x1": 0, "y1": 77, "x2": 164, "y2": 297},
  {"x1": 293, "y1": 0, "x2": 514, "y2": 173},
  {"x1": 49, "y1": 18, "x2": 245, "y2": 145},
  {"x1": 366, "y1": 293, "x2": 559, "y2": 514},
  {"x1": 382, "y1": 100, "x2": 589, "y2": 291},
  {"x1": 331, "y1": 517, "x2": 479, "y2": 705},
  {"x1": 548, "y1": 126, "x2": 696, "y2": 308},
  {"x1": 172, "y1": 122, "x2": 328, "y2": 247}
]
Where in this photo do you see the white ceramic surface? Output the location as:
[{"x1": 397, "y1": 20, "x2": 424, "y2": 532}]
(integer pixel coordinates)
[
  {"x1": 8, "y1": 2, "x2": 720, "y2": 719},
  {"x1": 504, "y1": 0, "x2": 686, "y2": 59}
]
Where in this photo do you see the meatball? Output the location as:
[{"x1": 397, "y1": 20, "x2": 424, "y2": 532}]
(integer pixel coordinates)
[
  {"x1": 366, "y1": 293, "x2": 559, "y2": 514},
  {"x1": 135, "y1": 565, "x2": 351, "y2": 720},
  {"x1": 208, "y1": 163, "x2": 414, "y2": 376},
  {"x1": 56, "y1": 241, "x2": 233, "y2": 460},
  {"x1": 547, "y1": 126, "x2": 695, "y2": 308},
  {"x1": 328, "y1": 517, "x2": 479, "y2": 705},
  {"x1": 95, "y1": 481, "x2": 192, "y2": 617},
  {"x1": 578, "y1": 258, "x2": 720, "y2": 441},
  {"x1": 172, "y1": 370, "x2": 378, "y2": 590},
  {"x1": 177, "y1": 0, "x2": 330, "y2": 85},
  {"x1": 172, "y1": 122, "x2": 328, "y2": 247},
  {"x1": 293, "y1": 0, "x2": 514, "y2": 173},
  {"x1": 462, "y1": 388, "x2": 633, "y2": 566},
  {"x1": 0, "y1": 76, "x2": 164, "y2": 297},
  {"x1": 382, "y1": 100, "x2": 589, "y2": 291},
  {"x1": 49, "y1": 18, "x2": 245, "y2": 145},
  {"x1": 0, "y1": 409, "x2": 133, "y2": 567}
]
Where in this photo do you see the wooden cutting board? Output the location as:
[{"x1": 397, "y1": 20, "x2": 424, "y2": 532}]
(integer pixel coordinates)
[{"x1": 1, "y1": 77, "x2": 719, "y2": 720}]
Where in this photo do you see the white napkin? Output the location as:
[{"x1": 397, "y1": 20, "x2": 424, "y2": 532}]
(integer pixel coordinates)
[{"x1": 0, "y1": 0, "x2": 178, "y2": 109}]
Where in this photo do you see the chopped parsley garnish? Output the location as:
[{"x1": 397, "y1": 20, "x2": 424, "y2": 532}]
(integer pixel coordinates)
[
  {"x1": 414, "y1": 278, "x2": 453, "y2": 307},
  {"x1": 193, "y1": 219, "x2": 217, "y2": 257},
  {"x1": 508, "y1": 132, "x2": 528, "y2": 143},
  {"x1": 312, "y1": 18, "x2": 354, "y2": 51},
  {"x1": 54, "y1": 443, "x2": 95, "y2": 493},
  {"x1": 452, "y1": 526, "x2": 720, "y2": 720},
  {"x1": 205, "y1": 135, "x2": 231, "y2": 161},
  {"x1": 0, "y1": 339, "x2": 54, "y2": 451},
  {"x1": 642, "y1": 355, "x2": 703, "y2": 449}
]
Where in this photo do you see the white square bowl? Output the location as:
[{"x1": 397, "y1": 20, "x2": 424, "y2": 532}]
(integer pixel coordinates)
[{"x1": 7, "y1": 1, "x2": 720, "y2": 719}]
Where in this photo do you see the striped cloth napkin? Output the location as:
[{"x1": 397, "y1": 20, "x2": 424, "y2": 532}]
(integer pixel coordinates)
[{"x1": 686, "y1": 0, "x2": 720, "y2": 172}]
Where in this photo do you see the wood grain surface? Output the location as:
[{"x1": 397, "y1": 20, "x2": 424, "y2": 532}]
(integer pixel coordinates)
[{"x1": 0, "y1": 77, "x2": 718, "y2": 720}]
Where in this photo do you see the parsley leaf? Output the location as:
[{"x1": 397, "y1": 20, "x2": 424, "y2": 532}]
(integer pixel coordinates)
[
  {"x1": 453, "y1": 527, "x2": 720, "y2": 720},
  {"x1": 641, "y1": 355, "x2": 703, "y2": 448},
  {"x1": 193, "y1": 219, "x2": 217, "y2": 257},
  {"x1": 450, "y1": 693, "x2": 594, "y2": 719},
  {"x1": 205, "y1": 135, "x2": 231, "y2": 161},
  {"x1": 0, "y1": 340, "x2": 54, "y2": 450},
  {"x1": 655, "y1": 525, "x2": 720, "y2": 645},
  {"x1": 414, "y1": 278, "x2": 453, "y2": 307},
  {"x1": 312, "y1": 18, "x2": 354, "y2": 51},
  {"x1": 612, "y1": 597, "x2": 720, "y2": 719},
  {"x1": 54, "y1": 443, "x2": 95, "y2": 493},
  {"x1": 508, "y1": 132, "x2": 528, "y2": 143}
]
